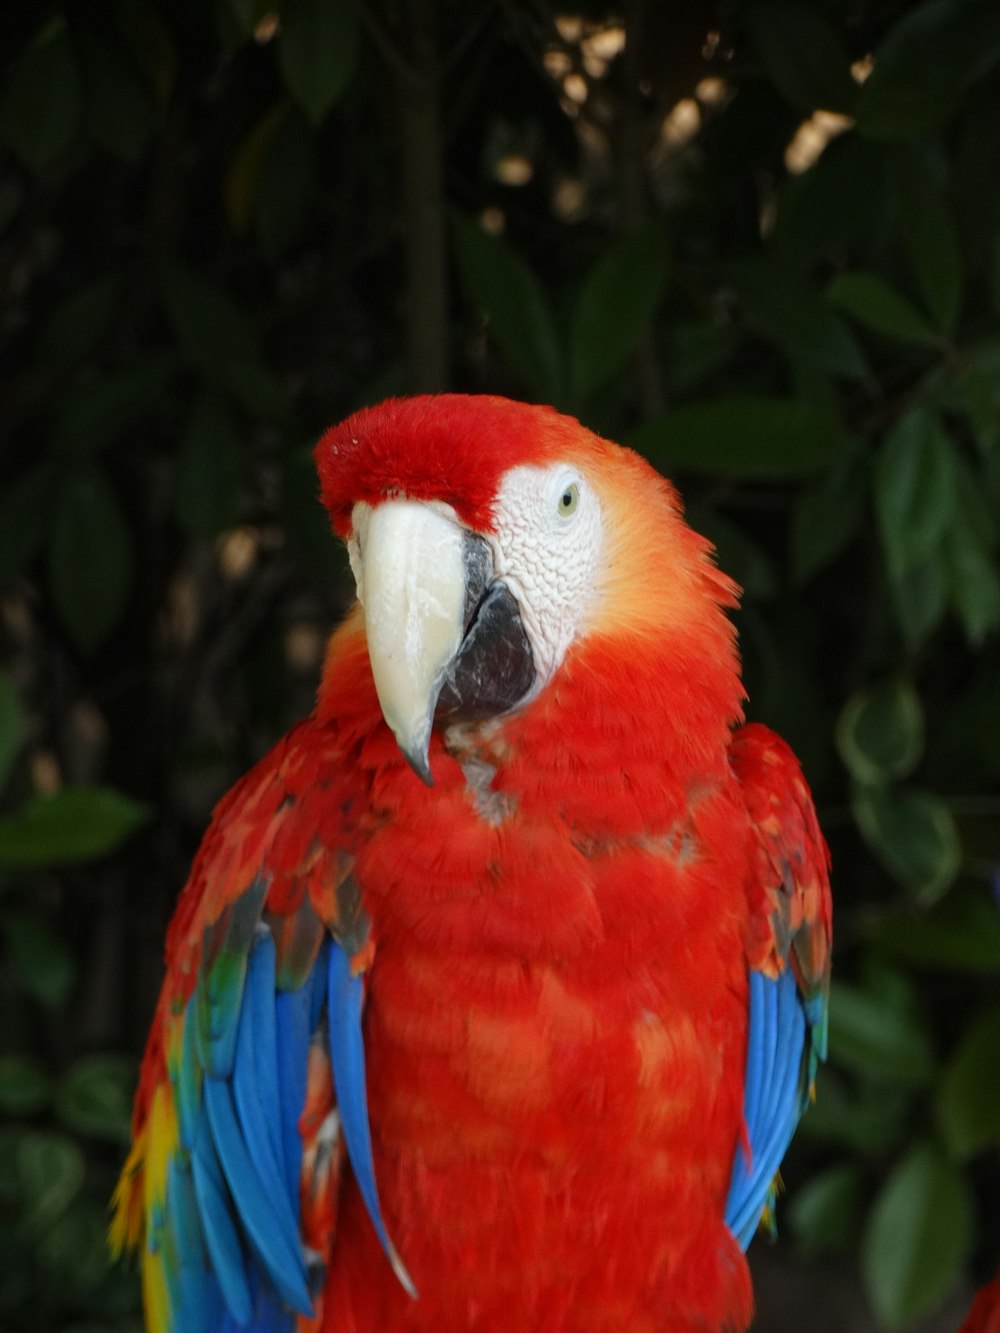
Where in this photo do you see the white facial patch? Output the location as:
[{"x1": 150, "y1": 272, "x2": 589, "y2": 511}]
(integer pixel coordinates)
[{"x1": 486, "y1": 463, "x2": 604, "y2": 689}]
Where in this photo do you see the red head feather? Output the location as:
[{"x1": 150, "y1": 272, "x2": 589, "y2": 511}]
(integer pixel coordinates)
[{"x1": 315, "y1": 394, "x2": 599, "y2": 535}]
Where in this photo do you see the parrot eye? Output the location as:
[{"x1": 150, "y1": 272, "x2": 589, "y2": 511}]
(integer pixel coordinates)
[{"x1": 558, "y1": 483, "x2": 580, "y2": 517}]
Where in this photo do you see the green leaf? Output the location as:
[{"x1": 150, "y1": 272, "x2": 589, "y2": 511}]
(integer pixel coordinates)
[
  {"x1": 858, "y1": 2, "x2": 1000, "y2": 140},
  {"x1": 836, "y1": 679, "x2": 924, "y2": 785},
  {"x1": 36, "y1": 1200, "x2": 118, "y2": 1294},
  {"x1": 0, "y1": 671, "x2": 26, "y2": 792},
  {"x1": 798, "y1": 1066, "x2": 912, "y2": 1155},
  {"x1": 943, "y1": 521, "x2": 1000, "y2": 646},
  {"x1": 867, "y1": 890, "x2": 1000, "y2": 974},
  {"x1": 827, "y1": 271, "x2": 942, "y2": 347},
  {"x1": 0, "y1": 1055, "x2": 52, "y2": 1116},
  {"x1": 13, "y1": 1131, "x2": 86, "y2": 1237},
  {"x1": 631, "y1": 396, "x2": 850, "y2": 478},
  {"x1": 791, "y1": 456, "x2": 868, "y2": 582},
  {"x1": 827, "y1": 979, "x2": 935, "y2": 1087},
  {"x1": 176, "y1": 394, "x2": 244, "y2": 536},
  {"x1": 937, "y1": 1007, "x2": 1000, "y2": 1159},
  {"x1": 888, "y1": 556, "x2": 949, "y2": 651},
  {"x1": 279, "y1": 0, "x2": 360, "y2": 124},
  {"x1": 452, "y1": 213, "x2": 563, "y2": 402},
  {"x1": 38, "y1": 276, "x2": 122, "y2": 365},
  {"x1": 746, "y1": 0, "x2": 857, "y2": 114},
  {"x1": 117, "y1": 0, "x2": 178, "y2": 107},
  {"x1": 568, "y1": 224, "x2": 669, "y2": 401},
  {"x1": 788, "y1": 1162, "x2": 865, "y2": 1255},
  {"x1": 950, "y1": 340, "x2": 1000, "y2": 453},
  {"x1": 4, "y1": 915, "x2": 75, "y2": 1007},
  {"x1": 862, "y1": 1141, "x2": 972, "y2": 1328},
  {"x1": 76, "y1": 26, "x2": 155, "y2": 163},
  {"x1": 48, "y1": 467, "x2": 134, "y2": 652},
  {"x1": 895, "y1": 154, "x2": 962, "y2": 334},
  {"x1": 852, "y1": 786, "x2": 962, "y2": 904},
  {"x1": 875, "y1": 407, "x2": 957, "y2": 577},
  {"x1": 52, "y1": 362, "x2": 174, "y2": 451},
  {"x1": 0, "y1": 18, "x2": 82, "y2": 171},
  {"x1": 662, "y1": 320, "x2": 739, "y2": 398},
  {"x1": 55, "y1": 1054, "x2": 135, "y2": 1143},
  {"x1": 0, "y1": 785, "x2": 149, "y2": 867},
  {"x1": 727, "y1": 255, "x2": 868, "y2": 380}
]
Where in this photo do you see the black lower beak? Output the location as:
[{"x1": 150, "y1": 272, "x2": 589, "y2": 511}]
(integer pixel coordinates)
[{"x1": 435, "y1": 581, "x2": 535, "y2": 725}]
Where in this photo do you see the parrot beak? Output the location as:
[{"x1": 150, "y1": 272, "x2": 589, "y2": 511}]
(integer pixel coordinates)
[{"x1": 353, "y1": 499, "x2": 535, "y2": 785}]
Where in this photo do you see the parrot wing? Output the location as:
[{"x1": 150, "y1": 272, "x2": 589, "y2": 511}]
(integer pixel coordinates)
[
  {"x1": 110, "y1": 719, "x2": 413, "y2": 1333},
  {"x1": 724, "y1": 722, "x2": 832, "y2": 1250}
]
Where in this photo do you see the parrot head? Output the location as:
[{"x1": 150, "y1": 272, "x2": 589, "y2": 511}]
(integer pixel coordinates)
[{"x1": 316, "y1": 394, "x2": 740, "y2": 782}]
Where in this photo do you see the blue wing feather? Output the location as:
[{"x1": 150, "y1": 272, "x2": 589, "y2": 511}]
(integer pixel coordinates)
[
  {"x1": 328, "y1": 943, "x2": 418, "y2": 1299},
  {"x1": 725, "y1": 968, "x2": 808, "y2": 1250}
]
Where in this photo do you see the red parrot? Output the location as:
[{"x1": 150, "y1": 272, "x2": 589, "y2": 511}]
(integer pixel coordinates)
[{"x1": 111, "y1": 394, "x2": 831, "y2": 1333}]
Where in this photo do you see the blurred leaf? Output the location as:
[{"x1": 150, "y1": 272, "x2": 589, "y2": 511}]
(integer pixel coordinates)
[
  {"x1": 0, "y1": 18, "x2": 82, "y2": 170},
  {"x1": 827, "y1": 978, "x2": 935, "y2": 1086},
  {"x1": 937, "y1": 1007, "x2": 1000, "y2": 1159},
  {"x1": 49, "y1": 467, "x2": 134, "y2": 652},
  {"x1": 950, "y1": 340, "x2": 1000, "y2": 452},
  {"x1": 800, "y1": 1065, "x2": 913, "y2": 1154},
  {"x1": 0, "y1": 671, "x2": 26, "y2": 792},
  {"x1": 0, "y1": 1055, "x2": 52, "y2": 1116},
  {"x1": 279, "y1": 0, "x2": 359, "y2": 124},
  {"x1": 746, "y1": 0, "x2": 857, "y2": 114},
  {"x1": 117, "y1": 0, "x2": 177, "y2": 106},
  {"x1": 789, "y1": 1162, "x2": 865, "y2": 1255},
  {"x1": 176, "y1": 394, "x2": 244, "y2": 536},
  {"x1": 836, "y1": 679, "x2": 924, "y2": 785},
  {"x1": 0, "y1": 786, "x2": 149, "y2": 867},
  {"x1": 252, "y1": 107, "x2": 318, "y2": 257},
  {"x1": 862, "y1": 1140, "x2": 972, "y2": 1328},
  {"x1": 727, "y1": 255, "x2": 868, "y2": 379},
  {"x1": 663, "y1": 320, "x2": 740, "y2": 397},
  {"x1": 37, "y1": 1200, "x2": 118, "y2": 1294},
  {"x1": 853, "y1": 785, "x2": 961, "y2": 904},
  {"x1": 52, "y1": 362, "x2": 174, "y2": 451},
  {"x1": 0, "y1": 465, "x2": 55, "y2": 583},
  {"x1": 858, "y1": 1, "x2": 1000, "y2": 140},
  {"x1": 827, "y1": 271, "x2": 942, "y2": 347},
  {"x1": 226, "y1": 103, "x2": 288, "y2": 234},
  {"x1": 4, "y1": 915, "x2": 75, "y2": 1006},
  {"x1": 38, "y1": 276, "x2": 122, "y2": 365},
  {"x1": 14, "y1": 1130, "x2": 86, "y2": 1236},
  {"x1": 791, "y1": 456, "x2": 868, "y2": 582},
  {"x1": 888, "y1": 556, "x2": 949, "y2": 651},
  {"x1": 161, "y1": 266, "x2": 284, "y2": 414},
  {"x1": 452, "y1": 213, "x2": 563, "y2": 402},
  {"x1": 895, "y1": 154, "x2": 962, "y2": 334},
  {"x1": 568, "y1": 223, "x2": 669, "y2": 401},
  {"x1": 772, "y1": 136, "x2": 890, "y2": 265},
  {"x1": 868, "y1": 888, "x2": 1000, "y2": 974},
  {"x1": 875, "y1": 407, "x2": 957, "y2": 576},
  {"x1": 55, "y1": 1054, "x2": 135, "y2": 1143},
  {"x1": 943, "y1": 521, "x2": 1000, "y2": 646},
  {"x1": 76, "y1": 26, "x2": 155, "y2": 163},
  {"x1": 632, "y1": 396, "x2": 850, "y2": 478}
]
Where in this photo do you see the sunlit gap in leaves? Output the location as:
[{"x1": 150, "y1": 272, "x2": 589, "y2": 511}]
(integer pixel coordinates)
[{"x1": 783, "y1": 54, "x2": 875, "y2": 175}]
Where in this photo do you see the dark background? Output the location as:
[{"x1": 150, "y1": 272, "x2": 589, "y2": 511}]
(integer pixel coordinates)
[{"x1": 1, "y1": 1, "x2": 999, "y2": 1329}]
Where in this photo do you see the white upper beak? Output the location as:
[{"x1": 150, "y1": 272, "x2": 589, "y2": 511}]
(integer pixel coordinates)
[{"x1": 352, "y1": 499, "x2": 467, "y2": 783}]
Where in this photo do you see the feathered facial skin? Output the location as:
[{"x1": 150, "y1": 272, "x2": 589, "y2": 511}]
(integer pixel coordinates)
[{"x1": 114, "y1": 393, "x2": 830, "y2": 1333}]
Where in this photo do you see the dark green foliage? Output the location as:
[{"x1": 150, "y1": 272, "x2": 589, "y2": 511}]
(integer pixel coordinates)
[{"x1": 1, "y1": 2, "x2": 999, "y2": 1329}]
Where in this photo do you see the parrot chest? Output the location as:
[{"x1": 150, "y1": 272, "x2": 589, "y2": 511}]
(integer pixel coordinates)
[{"x1": 333, "y1": 770, "x2": 754, "y2": 1329}]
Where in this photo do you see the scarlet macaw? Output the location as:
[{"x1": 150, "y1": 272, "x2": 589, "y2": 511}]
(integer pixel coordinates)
[{"x1": 112, "y1": 394, "x2": 831, "y2": 1332}]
